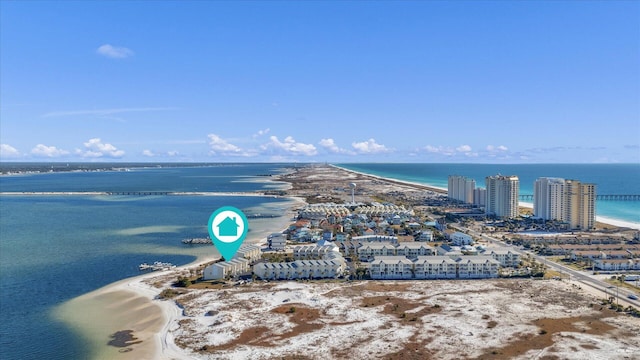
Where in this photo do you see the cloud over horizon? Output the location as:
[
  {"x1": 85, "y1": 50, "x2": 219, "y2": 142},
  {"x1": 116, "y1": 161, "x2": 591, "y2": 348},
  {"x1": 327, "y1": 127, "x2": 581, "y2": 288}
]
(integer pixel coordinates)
[
  {"x1": 76, "y1": 138, "x2": 125, "y2": 158},
  {"x1": 351, "y1": 139, "x2": 390, "y2": 154},
  {"x1": 207, "y1": 134, "x2": 247, "y2": 156},
  {"x1": 263, "y1": 136, "x2": 317, "y2": 156},
  {"x1": 319, "y1": 138, "x2": 354, "y2": 155},
  {"x1": 31, "y1": 144, "x2": 70, "y2": 158},
  {"x1": 0, "y1": 144, "x2": 21, "y2": 159}
]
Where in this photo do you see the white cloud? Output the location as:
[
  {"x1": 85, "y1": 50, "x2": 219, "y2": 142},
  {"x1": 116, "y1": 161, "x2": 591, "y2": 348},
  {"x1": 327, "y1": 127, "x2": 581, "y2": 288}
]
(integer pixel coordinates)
[
  {"x1": 0, "y1": 144, "x2": 20, "y2": 158},
  {"x1": 486, "y1": 145, "x2": 508, "y2": 152},
  {"x1": 424, "y1": 145, "x2": 455, "y2": 156},
  {"x1": 76, "y1": 138, "x2": 125, "y2": 158},
  {"x1": 319, "y1": 138, "x2": 353, "y2": 154},
  {"x1": 263, "y1": 136, "x2": 317, "y2": 156},
  {"x1": 351, "y1": 139, "x2": 390, "y2": 154},
  {"x1": 456, "y1": 144, "x2": 472, "y2": 152},
  {"x1": 252, "y1": 128, "x2": 270, "y2": 138},
  {"x1": 31, "y1": 144, "x2": 69, "y2": 158},
  {"x1": 142, "y1": 149, "x2": 179, "y2": 157},
  {"x1": 207, "y1": 134, "x2": 247, "y2": 156},
  {"x1": 425, "y1": 144, "x2": 477, "y2": 157},
  {"x1": 96, "y1": 44, "x2": 134, "y2": 59}
]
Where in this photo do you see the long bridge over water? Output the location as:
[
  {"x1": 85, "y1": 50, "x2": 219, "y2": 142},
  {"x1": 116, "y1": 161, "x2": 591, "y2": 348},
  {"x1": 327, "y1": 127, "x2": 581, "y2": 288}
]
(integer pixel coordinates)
[{"x1": 519, "y1": 194, "x2": 640, "y2": 201}]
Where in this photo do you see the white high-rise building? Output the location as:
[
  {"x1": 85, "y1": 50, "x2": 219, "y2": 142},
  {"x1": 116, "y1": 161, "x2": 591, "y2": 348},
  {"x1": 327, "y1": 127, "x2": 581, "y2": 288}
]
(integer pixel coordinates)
[
  {"x1": 448, "y1": 175, "x2": 475, "y2": 204},
  {"x1": 473, "y1": 188, "x2": 486, "y2": 207},
  {"x1": 534, "y1": 177, "x2": 565, "y2": 220},
  {"x1": 533, "y1": 177, "x2": 596, "y2": 230},
  {"x1": 485, "y1": 175, "x2": 519, "y2": 219}
]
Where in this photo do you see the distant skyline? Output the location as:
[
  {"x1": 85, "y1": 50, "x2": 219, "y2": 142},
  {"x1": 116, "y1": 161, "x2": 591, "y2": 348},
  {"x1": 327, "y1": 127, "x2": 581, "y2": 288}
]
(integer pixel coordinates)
[{"x1": 1, "y1": 1, "x2": 638, "y2": 163}]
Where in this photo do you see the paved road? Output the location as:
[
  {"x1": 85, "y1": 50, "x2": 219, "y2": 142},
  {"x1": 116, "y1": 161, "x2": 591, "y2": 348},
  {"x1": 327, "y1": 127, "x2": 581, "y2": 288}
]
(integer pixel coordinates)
[{"x1": 450, "y1": 224, "x2": 640, "y2": 309}]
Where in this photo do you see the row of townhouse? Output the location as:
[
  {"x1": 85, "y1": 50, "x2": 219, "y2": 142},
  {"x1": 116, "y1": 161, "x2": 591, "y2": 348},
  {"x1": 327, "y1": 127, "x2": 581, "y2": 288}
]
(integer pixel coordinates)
[
  {"x1": 594, "y1": 259, "x2": 640, "y2": 271},
  {"x1": 486, "y1": 249, "x2": 521, "y2": 267},
  {"x1": 369, "y1": 256, "x2": 500, "y2": 280},
  {"x1": 358, "y1": 242, "x2": 437, "y2": 261},
  {"x1": 570, "y1": 250, "x2": 639, "y2": 261},
  {"x1": 237, "y1": 244, "x2": 262, "y2": 262},
  {"x1": 253, "y1": 252, "x2": 347, "y2": 280},
  {"x1": 353, "y1": 203, "x2": 414, "y2": 217},
  {"x1": 203, "y1": 258, "x2": 250, "y2": 280},
  {"x1": 202, "y1": 244, "x2": 263, "y2": 280},
  {"x1": 293, "y1": 244, "x2": 339, "y2": 259},
  {"x1": 298, "y1": 204, "x2": 351, "y2": 218}
]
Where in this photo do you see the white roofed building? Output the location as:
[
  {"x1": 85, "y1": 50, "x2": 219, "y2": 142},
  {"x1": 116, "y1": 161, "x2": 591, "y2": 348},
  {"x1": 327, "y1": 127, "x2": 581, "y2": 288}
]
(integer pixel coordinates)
[
  {"x1": 357, "y1": 242, "x2": 397, "y2": 261},
  {"x1": 369, "y1": 256, "x2": 414, "y2": 280},
  {"x1": 395, "y1": 242, "x2": 436, "y2": 258},
  {"x1": 203, "y1": 258, "x2": 250, "y2": 280},
  {"x1": 487, "y1": 248, "x2": 521, "y2": 267},
  {"x1": 456, "y1": 256, "x2": 500, "y2": 279},
  {"x1": 414, "y1": 256, "x2": 457, "y2": 279},
  {"x1": 253, "y1": 251, "x2": 346, "y2": 280}
]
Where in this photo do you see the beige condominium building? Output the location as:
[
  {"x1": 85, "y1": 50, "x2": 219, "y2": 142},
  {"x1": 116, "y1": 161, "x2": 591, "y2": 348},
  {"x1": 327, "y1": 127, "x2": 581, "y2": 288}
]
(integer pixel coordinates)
[
  {"x1": 485, "y1": 175, "x2": 519, "y2": 219},
  {"x1": 448, "y1": 175, "x2": 476, "y2": 204},
  {"x1": 534, "y1": 177, "x2": 596, "y2": 230}
]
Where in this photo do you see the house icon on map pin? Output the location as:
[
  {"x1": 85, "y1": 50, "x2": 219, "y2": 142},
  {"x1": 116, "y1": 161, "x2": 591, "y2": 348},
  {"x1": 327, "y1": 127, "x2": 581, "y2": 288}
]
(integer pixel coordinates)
[{"x1": 218, "y1": 216, "x2": 239, "y2": 237}]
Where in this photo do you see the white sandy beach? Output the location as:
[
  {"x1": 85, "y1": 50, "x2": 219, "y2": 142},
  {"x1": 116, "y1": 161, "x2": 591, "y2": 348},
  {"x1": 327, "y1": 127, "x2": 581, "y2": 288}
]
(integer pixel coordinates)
[{"x1": 54, "y1": 196, "x2": 304, "y2": 360}]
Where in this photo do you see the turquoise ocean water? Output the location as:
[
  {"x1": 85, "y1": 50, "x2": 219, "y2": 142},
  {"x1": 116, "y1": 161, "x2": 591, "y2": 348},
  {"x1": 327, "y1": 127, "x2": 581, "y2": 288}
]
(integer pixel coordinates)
[
  {"x1": 337, "y1": 163, "x2": 640, "y2": 225},
  {"x1": 0, "y1": 164, "x2": 291, "y2": 360}
]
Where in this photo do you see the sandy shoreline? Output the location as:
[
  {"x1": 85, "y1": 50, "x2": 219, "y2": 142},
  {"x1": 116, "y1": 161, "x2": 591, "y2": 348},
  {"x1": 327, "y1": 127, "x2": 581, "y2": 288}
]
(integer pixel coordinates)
[{"x1": 55, "y1": 193, "x2": 304, "y2": 360}]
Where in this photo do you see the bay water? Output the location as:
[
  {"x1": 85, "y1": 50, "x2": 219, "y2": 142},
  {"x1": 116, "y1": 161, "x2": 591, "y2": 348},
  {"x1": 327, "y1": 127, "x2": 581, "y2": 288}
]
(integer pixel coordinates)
[{"x1": 0, "y1": 164, "x2": 292, "y2": 360}]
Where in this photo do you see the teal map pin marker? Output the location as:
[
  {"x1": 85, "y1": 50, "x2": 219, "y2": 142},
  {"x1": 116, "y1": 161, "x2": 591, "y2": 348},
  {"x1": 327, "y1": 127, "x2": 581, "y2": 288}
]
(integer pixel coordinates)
[{"x1": 207, "y1": 206, "x2": 249, "y2": 261}]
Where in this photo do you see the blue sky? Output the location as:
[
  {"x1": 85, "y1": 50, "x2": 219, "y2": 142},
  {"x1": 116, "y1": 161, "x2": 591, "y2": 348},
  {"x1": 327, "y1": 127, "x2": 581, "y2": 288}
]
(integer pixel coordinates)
[{"x1": 1, "y1": 1, "x2": 638, "y2": 163}]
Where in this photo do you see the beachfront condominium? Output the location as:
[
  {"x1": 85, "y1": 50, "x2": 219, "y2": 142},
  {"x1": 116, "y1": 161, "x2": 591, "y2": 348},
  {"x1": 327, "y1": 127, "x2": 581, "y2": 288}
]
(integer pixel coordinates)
[
  {"x1": 474, "y1": 187, "x2": 486, "y2": 207},
  {"x1": 534, "y1": 177, "x2": 565, "y2": 220},
  {"x1": 534, "y1": 177, "x2": 596, "y2": 230},
  {"x1": 485, "y1": 175, "x2": 519, "y2": 219},
  {"x1": 448, "y1": 175, "x2": 475, "y2": 204}
]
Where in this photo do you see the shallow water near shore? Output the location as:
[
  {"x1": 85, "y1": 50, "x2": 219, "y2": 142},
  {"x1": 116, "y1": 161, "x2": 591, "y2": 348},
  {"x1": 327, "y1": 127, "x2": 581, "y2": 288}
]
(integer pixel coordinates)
[
  {"x1": 53, "y1": 208, "x2": 295, "y2": 360},
  {"x1": 0, "y1": 164, "x2": 293, "y2": 360}
]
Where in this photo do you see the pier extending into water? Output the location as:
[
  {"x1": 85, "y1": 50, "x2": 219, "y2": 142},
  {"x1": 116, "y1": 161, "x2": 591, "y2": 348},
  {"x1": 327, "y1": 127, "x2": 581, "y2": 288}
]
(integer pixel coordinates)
[{"x1": 519, "y1": 194, "x2": 640, "y2": 201}]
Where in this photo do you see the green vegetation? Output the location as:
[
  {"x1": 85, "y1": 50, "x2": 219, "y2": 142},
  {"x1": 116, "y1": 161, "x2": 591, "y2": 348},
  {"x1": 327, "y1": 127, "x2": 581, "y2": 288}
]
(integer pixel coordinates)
[
  {"x1": 158, "y1": 288, "x2": 183, "y2": 299},
  {"x1": 174, "y1": 276, "x2": 192, "y2": 288}
]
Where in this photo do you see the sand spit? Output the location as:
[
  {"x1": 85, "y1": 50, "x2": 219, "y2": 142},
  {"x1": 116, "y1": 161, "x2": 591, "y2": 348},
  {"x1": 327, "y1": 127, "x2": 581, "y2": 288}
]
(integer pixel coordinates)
[
  {"x1": 54, "y1": 196, "x2": 303, "y2": 360},
  {"x1": 166, "y1": 279, "x2": 639, "y2": 360}
]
